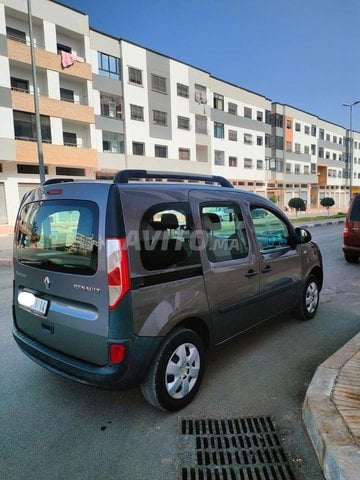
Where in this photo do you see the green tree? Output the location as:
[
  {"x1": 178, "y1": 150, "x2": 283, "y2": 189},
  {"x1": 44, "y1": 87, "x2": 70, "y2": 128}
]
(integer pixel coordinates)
[
  {"x1": 269, "y1": 194, "x2": 277, "y2": 204},
  {"x1": 288, "y1": 197, "x2": 305, "y2": 218},
  {"x1": 320, "y1": 197, "x2": 335, "y2": 216}
]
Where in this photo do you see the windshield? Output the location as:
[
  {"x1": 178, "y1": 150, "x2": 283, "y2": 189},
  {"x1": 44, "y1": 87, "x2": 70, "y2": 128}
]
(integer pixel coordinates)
[{"x1": 15, "y1": 200, "x2": 99, "y2": 275}]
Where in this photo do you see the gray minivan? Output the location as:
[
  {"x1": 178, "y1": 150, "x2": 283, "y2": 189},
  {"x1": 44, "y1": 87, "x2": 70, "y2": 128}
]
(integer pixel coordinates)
[{"x1": 13, "y1": 170, "x2": 323, "y2": 411}]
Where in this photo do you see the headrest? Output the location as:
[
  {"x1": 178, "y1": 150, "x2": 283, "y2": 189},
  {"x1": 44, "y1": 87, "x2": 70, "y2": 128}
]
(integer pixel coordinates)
[
  {"x1": 202, "y1": 213, "x2": 221, "y2": 231},
  {"x1": 161, "y1": 213, "x2": 179, "y2": 229}
]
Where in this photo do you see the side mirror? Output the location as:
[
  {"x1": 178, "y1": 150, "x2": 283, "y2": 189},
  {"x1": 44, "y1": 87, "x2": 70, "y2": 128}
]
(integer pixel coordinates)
[{"x1": 295, "y1": 227, "x2": 312, "y2": 244}]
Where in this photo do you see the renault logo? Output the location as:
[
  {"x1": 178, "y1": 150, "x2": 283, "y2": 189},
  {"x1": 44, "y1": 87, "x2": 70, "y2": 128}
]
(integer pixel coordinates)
[{"x1": 44, "y1": 276, "x2": 51, "y2": 289}]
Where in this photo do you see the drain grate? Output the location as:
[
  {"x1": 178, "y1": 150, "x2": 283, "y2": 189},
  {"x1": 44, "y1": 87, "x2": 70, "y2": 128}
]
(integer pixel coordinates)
[{"x1": 178, "y1": 416, "x2": 295, "y2": 480}]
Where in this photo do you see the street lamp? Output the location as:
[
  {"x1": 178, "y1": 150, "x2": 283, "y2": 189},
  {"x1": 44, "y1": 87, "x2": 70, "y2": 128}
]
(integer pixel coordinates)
[{"x1": 342, "y1": 100, "x2": 360, "y2": 202}]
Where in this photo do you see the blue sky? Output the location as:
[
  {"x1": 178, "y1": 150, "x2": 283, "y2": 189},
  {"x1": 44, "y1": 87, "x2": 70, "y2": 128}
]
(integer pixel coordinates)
[{"x1": 59, "y1": 0, "x2": 360, "y2": 131}]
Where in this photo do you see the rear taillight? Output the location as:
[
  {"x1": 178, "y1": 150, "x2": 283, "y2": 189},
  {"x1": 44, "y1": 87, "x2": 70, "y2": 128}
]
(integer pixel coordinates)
[
  {"x1": 344, "y1": 221, "x2": 349, "y2": 239},
  {"x1": 110, "y1": 343, "x2": 126, "y2": 363},
  {"x1": 106, "y1": 238, "x2": 130, "y2": 310}
]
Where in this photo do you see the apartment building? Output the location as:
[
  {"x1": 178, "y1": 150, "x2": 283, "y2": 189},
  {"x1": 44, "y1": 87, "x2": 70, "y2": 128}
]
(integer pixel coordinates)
[{"x1": 0, "y1": 0, "x2": 359, "y2": 231}]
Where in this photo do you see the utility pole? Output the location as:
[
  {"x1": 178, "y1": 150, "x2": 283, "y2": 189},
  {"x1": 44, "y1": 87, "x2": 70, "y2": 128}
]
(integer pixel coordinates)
[{"x1": 27, "y1": 0, "x2": 46, "y2": 184}]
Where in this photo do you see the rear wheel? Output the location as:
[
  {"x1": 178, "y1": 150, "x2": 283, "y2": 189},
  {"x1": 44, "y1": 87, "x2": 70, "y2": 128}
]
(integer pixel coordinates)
[
  {"x1": 297, "y1": 274, "x2": 320, "y2": 321},
  {"x1": 344, "y1": 253, "x2": 359, "y2": 263},
  {"x1": 141, "y1": 328, "x2": 205, "y2": 411}
]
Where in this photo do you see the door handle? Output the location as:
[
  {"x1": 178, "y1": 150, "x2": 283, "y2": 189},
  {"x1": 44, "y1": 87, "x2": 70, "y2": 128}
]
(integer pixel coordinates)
[
  {"x1": 245, "y1": 269, "x2": 258, "y2": 278},
  {"x1": 261, "y1": 266, "x2": 272, "y2": 274}
]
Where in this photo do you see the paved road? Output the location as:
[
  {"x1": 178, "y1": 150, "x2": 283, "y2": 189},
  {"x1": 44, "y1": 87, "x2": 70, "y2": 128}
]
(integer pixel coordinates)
[{"x1": 0, "y1": 224, "x2": 359, "y2": 480}]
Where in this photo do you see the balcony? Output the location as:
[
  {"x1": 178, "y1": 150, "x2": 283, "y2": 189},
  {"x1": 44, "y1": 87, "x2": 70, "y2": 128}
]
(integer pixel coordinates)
[
  {"x1": 7, "y1": 38, "x2": 92, "y2": 80},
  {"x1": 15, "y1": 140, "x2": 97, "y2": 168},
  {"x1": 11, "y1": 89, "x2": 94, "y2": 123}
]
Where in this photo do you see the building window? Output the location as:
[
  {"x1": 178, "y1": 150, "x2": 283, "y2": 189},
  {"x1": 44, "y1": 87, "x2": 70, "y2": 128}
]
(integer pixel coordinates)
[
  {"x1": 311, "y1": 144, "x2": 316, "y2": 155},
  {"x1": 319, "y1": 129, "x2": 324, "y2": 140},
  {"x1": 130, "y1": 104, "x2": 144, "y2": 121},
  {"x1": 102, "y1": 132, "x2": 124, "y2": 153},
  {"x1": 286, "y1": 163, "x2": 291, "y2": 173},
  {"x1": 151, "y1": 74, "x2": 167, "y2": 94},
  {"x1": 177, "y1": 83, "x2": 189, "y2": 98},
  {"x1": 244, "y1": 133, "x2": 253, "y2": 145},
  {"x1": 155, "y1": 145, "x2": 167, "y2": 158},
  {"x1": 257, "y1": 111, "x2": 263, "y2": 122},
  {"x1": 195, "y1": 115, "x2": 207, "y2": 134},
  {"x1": 295, "y1": 143, "x2": 301, "y2": 154},
  {"x1": 265, "y1": 134, "x2": 271, "y2": 148},
  {"x1": 214, "y1": 150, "x2": 224, "y2": 166},
  {"x1": 63, "y1": 131, "x2": 77, "y2": 146},
  {"x1": 153, "y1": 110, "x2": 167, "y2": 126},
  {"x1": 57, "y1": 43, "x2": 71, "y2": 53},
  {"x1": 177, "y1": 116, "x2": 190, "y2": 130},
  {"x1": 286, "y1": 141, "x2": 292, "y2": 152},
  {"x1": 295, "y1": 123, "x2": 301, "y2": 132},
  {"x1": 179, "y1": 148, "x2": 190, "y2": 160},
  {"x1": 132, "y1": 142, "x2": 145, "y2": 156},
  {"x1": 229, "y1": 156, "x2": 237, "y2": 167},
  {"x1": 11, "y1": 77, "x2": 29, "y2": 93},
  {"x1": 304, "y1": 165, "x2": 309, "y2": 174},
  {"x1": 56, "y1": 167, "x2": 85, "y2": 176},
  {"x1": 326, "y1": 133, "x2": 330, "y2": 141},
  {"x1": 194, "y1": 84, "x2": 207, "y2": 104},
  {"x1": 128, "y1": 67, "x2": 142, "y2": 85},
  {"x1": 60, "y1": 87, "x2": 74, "y2": 103},
  {"x1": 257, "y1": 136, "x2": 263, "y2": 146},
  {"x1": 17, "y1": 164, "x2": 49, "y2": 174},
  {"x1": 213, "y1": 93, "x2": 224, "y2": 111},
  {"x1": 311, "y1": 163, "x2": 317, "y2": 174},
  {"x1": 304, "y1": 145, "x2": 310, "y2": 154},
  {"x1": 6, "y1": 26, "x2": 26, "y2": 43},
  {"x1": 244, "y1": 158, "x2": 253, "y2": 169},
  {"x1": 244, "y1": 107, "x2": 252, "y2": 119},
  {"x1": 271, "y1": 114, "x2": 283, "y2": 128},
  {"x1": 333, "y1": 135, "x2": 337, "y2": 143},
  {"x1": 275, "y1": 136, "x2": 284, "y2": 150},
  {"x1": 318, "y1": 147, "x2": 324, "y2": 158},
  {"x1": 228, "y1": 102, "x2": 237, "y2": 115},
  {"x1": 100, "y1": 93, "x2": 122, "y2": 118},
  {"x1": 214, "y1": 122, "x2": 224, "y2": 138},
  {"x1": 228, "y1": 130, "x2": 237, "y2": 141},
  {"x1": 304, "y1": 125, "x2": 310, "y2": 135},
  {"x1": 257, "y1": 159, "x2": 264, "y2": 169},
  {"x1": 98, "y1": 52, "x2": 121, "y2": 80},
  {"x1": 13, "y1": 110, "x2": 51, "y2": 143},
  {"x1": 265, "y1": 110, "x2": 271, "y2": 124},
  {"x1": 326, "y1": 151, "x2": 330, "y2": 160},
  {"x1": 311, "y1": 124, "x2": 317, "y2": 136},
  {"x1": 295, "y1": 164, "x2": 301, "y2": 174},
  {"x1": 286, "y1": 119, "x2": 292, "y2": 129}
]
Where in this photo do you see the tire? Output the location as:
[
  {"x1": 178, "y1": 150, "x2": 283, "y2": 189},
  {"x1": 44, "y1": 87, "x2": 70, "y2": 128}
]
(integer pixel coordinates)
[
  {"x1": 141, "y1": 328, "x2": 205, "y2": 411},
  {"x1": 297, "y1": 274, "x2": 320, "y2": 321},
  {"x1": 344, "y1": 253, "x2": 359, "y2": 264}
]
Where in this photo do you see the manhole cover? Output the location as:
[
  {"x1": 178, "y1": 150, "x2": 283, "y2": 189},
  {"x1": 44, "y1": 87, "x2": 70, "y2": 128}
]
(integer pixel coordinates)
[{"x1": 178, "y1": 416, "x2": 295, "y2": 480}]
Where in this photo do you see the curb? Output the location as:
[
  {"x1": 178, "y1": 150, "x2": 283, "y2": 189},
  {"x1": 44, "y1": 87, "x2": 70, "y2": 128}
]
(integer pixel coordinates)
[
  {"x1": 302, "y1": 333, "x2": 360, "y2": 480},
  {"x1": 295, "y1": 219, "x2": 345, "y2": 229}
]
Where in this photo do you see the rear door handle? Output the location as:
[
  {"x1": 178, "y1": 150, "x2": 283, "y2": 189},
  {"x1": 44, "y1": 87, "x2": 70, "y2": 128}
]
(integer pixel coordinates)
[
  {"x1": 245, "y1": 269, "x2": 258, "y2": 278},
  {"x1": 261, "y1": 266, "x2": 272, "y2": 274}
]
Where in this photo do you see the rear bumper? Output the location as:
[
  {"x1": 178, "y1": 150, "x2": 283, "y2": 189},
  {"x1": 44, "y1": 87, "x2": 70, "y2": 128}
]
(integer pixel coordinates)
[{"x1": 13, "y1": 327, "x2": 162, "y2": 389}]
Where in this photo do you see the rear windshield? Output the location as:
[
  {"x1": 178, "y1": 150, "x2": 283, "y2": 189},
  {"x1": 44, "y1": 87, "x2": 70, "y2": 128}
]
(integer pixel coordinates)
[
  {"x1": 15, "y1": 200, "x2": 98, "y2": 275},
  {"x1": 350, "y1": 195, "x2": 360, "y2": 221}
]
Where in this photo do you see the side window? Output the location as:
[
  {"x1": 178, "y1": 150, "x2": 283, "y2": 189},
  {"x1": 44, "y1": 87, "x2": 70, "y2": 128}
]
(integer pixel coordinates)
[
  {"x1": 140, "y1": 203, "x2": 200, "y2": 271},
  {"x1": 201, "y1": 205, "x2": 249, "y2": 262},
  {"x1": 251, "y1": 207, "x2": 289, "y2": 252}
]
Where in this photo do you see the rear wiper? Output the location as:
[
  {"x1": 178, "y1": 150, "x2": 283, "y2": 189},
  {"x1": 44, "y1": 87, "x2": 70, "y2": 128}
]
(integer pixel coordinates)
[{"x1": 19, "y1": 259, "x2": 60, "y2": 267}]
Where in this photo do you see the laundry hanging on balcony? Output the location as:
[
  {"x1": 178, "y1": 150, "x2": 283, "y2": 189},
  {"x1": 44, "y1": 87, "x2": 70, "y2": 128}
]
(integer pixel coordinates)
[{"x1": 60, "y1": 51, "x2": 85, "y2": 68}]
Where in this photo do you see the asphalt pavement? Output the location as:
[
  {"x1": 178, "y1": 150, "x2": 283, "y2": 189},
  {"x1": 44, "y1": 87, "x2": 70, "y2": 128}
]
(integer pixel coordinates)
[{"x1": 1, "y1": 217, "x2": 360, "y2": 480}]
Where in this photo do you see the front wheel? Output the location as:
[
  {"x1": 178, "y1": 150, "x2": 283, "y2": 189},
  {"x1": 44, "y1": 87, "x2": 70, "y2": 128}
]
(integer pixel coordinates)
[
  {"x1": 141, "y1": 328, "x2": 205, "y2": 411},
  {"x1": 297, "y1": 274, "x2": 320, "y2": 321}
]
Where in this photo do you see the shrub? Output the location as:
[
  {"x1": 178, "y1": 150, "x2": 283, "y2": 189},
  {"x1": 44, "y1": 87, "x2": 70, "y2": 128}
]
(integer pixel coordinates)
[
  {"x1": 288, "y1": 197, "x2": 305, "y2": 217},
  {"x1": 320, "y1": 197, "x2": 335, "y2": 216},
  {"x1": 269, "y1": 194, "x2": 278, "y2": 204}
]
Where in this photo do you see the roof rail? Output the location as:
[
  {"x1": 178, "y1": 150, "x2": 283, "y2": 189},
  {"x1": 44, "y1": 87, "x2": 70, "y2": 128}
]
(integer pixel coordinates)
[
  {"x1": 113, "y1": 170, "x2": 233, "y2": 188},
  {"x1": 43, "y1": 178, "x2": 74, "y2": 186}
]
